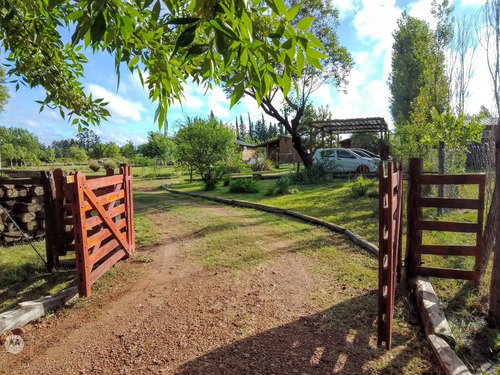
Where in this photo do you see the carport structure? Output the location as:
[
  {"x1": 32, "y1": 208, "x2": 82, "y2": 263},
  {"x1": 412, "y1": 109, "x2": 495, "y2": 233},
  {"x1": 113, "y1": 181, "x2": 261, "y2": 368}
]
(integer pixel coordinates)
[{"x1": 309, "y1": 117, "x2": 389, "y2": 157}]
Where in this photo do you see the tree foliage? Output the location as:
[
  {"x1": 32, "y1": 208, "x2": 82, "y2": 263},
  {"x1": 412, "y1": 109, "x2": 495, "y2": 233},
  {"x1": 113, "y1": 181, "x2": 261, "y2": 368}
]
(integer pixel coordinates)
[
  {"x1": 0, "y1": 0, "x2": 325, "y2": 129},
  {"x1": 174, "y1": 116, "x2": 235, "y2": 190},
  {"x1": 0, "y1": 66, "x2": 9, "y2": 112},
  {"x1": 224, "y1": 0, "x2": 353, "y2": 167}
]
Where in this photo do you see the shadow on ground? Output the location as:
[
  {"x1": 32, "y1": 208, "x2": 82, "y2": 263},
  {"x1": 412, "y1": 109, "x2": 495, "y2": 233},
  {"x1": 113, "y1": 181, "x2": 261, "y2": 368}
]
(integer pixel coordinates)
[{"x1": 175, "y1": 292, "x2": 435, "y2": 375}]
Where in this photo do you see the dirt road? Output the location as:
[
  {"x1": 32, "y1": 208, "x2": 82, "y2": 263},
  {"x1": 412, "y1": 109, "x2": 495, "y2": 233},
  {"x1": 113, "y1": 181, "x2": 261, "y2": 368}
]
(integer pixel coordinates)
[{"x1": 0, "y1": 192, "x2": 436, "y2": 374}]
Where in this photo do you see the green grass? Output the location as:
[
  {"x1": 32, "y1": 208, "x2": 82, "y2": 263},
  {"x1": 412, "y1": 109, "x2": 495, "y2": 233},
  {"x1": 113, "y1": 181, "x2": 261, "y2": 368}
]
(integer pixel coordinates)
[
  {"x1": 167, "y1": 175, "x2": 380, "y2": 243},
  {"x1": 0, "y1": 241, "x2": 76, "y2": 312}
]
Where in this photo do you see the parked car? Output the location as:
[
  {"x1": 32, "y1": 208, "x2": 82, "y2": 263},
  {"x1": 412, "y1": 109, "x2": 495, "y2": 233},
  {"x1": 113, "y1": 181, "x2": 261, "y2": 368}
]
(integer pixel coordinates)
[
  {"x1": 350, "y1": 148, "x2": 381, "y2": 160},
  {"x1": 312, "y1": 148, "x2": 377, "y2": 173}
]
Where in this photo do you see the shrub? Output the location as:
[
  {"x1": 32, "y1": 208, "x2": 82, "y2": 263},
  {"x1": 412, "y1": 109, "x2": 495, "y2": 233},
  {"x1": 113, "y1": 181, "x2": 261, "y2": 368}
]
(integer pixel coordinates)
[
  {"x1": 223, "y1": 175, "x2": 232, "y2": 187},
  {"x1": 229, "y1": 178, "x2": 260, "y2": 193},
  {"x1": 251, "y1": 160, "x2": 272, "y2": 171},
  {"x1": 273, "y1": 162, "x2": 281, "y2": 169},
  {"x1": 103, "y1": 159, "x2": 117, "y2": 170},
  {"x1": 88, "y1": 161, "x2": 101, "y2": 172},
  {"x1": 274, "y1": 176, "x2": 298, "y2": 195},
  {"x1": 290, "y1": 163, "x2": 327, "y2": 184},
  {"x1": 225, "y1": 161, "x2": 245, "y2": 173},
  {"x1": 350, "y1": 175, "x2": 374, "y2": 197}
]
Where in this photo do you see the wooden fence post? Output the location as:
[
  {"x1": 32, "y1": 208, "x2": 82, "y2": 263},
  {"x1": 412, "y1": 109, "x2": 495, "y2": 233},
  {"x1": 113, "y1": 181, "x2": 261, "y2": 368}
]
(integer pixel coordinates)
[
  {"x1": 438, "y1": 141, "x2": 445, "y2": 216},
  {"x1": 489, "y1": 141, "x2": 500, "y2": 325},
  {"x1": 41, "y1": 171, "x2": 58, "y2": 272},
  {"x1": 406, "y1": 158, "x2": 423, "y2": 279}
]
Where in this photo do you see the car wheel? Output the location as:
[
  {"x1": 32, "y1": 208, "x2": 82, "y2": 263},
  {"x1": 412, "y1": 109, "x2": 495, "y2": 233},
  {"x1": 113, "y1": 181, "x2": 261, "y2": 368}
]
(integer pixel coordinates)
[{"x1": 357, "y1": 165, "x2": 369, "y2": 174}]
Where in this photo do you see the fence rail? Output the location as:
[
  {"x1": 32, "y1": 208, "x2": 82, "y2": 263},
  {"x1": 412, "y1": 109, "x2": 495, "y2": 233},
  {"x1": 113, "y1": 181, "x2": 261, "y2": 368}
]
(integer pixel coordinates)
[{"x1": 406, "y1": 158, "x2": 485, "y2": 287}]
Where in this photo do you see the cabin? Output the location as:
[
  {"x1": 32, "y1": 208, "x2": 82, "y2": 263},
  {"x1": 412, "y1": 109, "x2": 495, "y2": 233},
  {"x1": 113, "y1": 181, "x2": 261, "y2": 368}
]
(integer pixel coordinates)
[{"x1": 256, "y1": 135, "x2": 301, "y2": 163}]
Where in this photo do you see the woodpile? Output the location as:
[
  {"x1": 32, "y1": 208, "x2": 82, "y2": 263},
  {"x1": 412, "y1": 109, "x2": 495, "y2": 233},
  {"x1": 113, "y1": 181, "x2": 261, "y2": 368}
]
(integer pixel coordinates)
[{"x1": 0, "y1": 182, "x2": 46, "y2": 244}]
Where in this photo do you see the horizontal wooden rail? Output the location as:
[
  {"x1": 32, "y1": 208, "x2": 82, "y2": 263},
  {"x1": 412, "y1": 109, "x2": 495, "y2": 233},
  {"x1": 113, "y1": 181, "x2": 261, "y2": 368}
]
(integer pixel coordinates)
[
  {"x1": 415, "y1": 245, "x2": 478, "y2": 256},
  {"x1": 417, "y1": 198, "x2": 483, "y2": 209},
  {"x1": 420, "y1": 174, "x2": 485, "y2": 185},
  {"x1": 415, "y1": 266, "x2": 478, "y2": 281},
  {"x1": 415, "y1": 220, "x2": 480, "y2": 233}
]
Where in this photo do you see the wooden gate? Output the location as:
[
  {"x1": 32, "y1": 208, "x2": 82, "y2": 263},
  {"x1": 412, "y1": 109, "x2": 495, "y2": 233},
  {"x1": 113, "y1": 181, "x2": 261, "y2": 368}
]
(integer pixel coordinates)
[
  {"x1": 406, "y1": 158, "x2": 485, "y2": 286},
  {"x1": 378, "y1": 161, "x2": 404, "y2": 350},
  {"x1": 64, "y1": 165, "x2": 135, "y2": 296}
]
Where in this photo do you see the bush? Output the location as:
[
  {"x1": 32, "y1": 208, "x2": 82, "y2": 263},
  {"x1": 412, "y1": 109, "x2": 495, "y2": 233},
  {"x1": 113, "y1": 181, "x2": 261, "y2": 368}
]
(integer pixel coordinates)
[
  {"x1": 223, "y1": 175, "x2": 231, "y2": 187},
  {"x1": 273, "y1": 162, "x2": 281, "y2": 169},
  {"x1": 274, "y1": 176, "x2": 298, "y2": 195},
  {"x1": 88, "y1": 161, "x2": 101, "y2": 172},
  {"x1": 225, "y1": 161, "x2": 246, "y2": 173},
  {"x1": 350, "y1": 175, "x2": 375, "y2": 197},
  {"x1": 251, "y1": 160, "x2": 272, "y2": 171},
  {"x1": 229, "y1": 178, "x2": 260, "y2": 193},
  {"x1": 103, "y1": 159, "x2": 117, "y2": 170},
  {"x1": 290, "y1": 163, "x2": 327, "y2": 184}
]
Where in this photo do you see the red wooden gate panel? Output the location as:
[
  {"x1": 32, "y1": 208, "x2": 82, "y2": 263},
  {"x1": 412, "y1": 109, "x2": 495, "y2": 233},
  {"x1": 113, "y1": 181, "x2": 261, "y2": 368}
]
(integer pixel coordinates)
[
  {"x1": 66, "y1": 165, "x2": 134, "y2": 296},
  {"x1": 406, "y1": 158, "x2": 485, "y2": 286},
  {"x1": 378, "y1": 161, "x2": 403, "y2": 350}
]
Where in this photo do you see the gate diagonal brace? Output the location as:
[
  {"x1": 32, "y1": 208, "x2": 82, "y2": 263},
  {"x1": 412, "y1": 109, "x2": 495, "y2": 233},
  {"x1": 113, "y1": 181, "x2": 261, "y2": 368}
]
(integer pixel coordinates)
[{"x1": 82, "y1": 185, "x2": 130, "y2": 255}]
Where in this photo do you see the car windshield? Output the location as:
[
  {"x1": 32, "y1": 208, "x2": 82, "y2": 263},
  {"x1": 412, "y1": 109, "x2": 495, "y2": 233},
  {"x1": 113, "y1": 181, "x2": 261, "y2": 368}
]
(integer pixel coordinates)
[{"x1": 351, "y1": 150, "x2": 371, "y2": 158}]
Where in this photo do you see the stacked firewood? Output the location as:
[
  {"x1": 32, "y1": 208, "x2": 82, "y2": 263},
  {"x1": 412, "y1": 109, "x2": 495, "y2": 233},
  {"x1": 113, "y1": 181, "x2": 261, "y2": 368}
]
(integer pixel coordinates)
[{"x1": 0, "y1": 184, "x2": 46, "y2": 244}]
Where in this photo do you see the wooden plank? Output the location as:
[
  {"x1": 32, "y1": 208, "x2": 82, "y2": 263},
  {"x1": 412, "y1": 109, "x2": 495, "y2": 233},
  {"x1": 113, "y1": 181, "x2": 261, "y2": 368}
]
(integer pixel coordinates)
[
  {"x1": 415, "y1": 266, "x2": 478, "y2": 281},
  {"x1": 415, "y1": 220, "x2": 480, "y2": 233},
  {"x1": 419, "y1": 174, "x2": 485, "y2": 185},
  {"x1": 90, "y1": 249, "x2": 128, "y2": 284},
  {"x1": 86, "y1": 219, "x2": 126, "y2": 249},
  {"x1": 85, "y1": 204, "x2": 126, "y2": 229},
  {"x1": 417, "y1": 197, "x2": 483, "y2": 209},
  {"x1": 407, "y1": 158, "x2": 423, "y2": 277},
  {"x1": 83, "y1": 185, "x2": 129, "y2": 252},
  {"x1": 0, "y1": 178, "x2": 41, "y2": 185},
  {"x1": 415, "y1": 244, "x2": 479, "y2": 256},
  {"x1": 89, "y1": 239, "x2": 120, "y2": 266},
  {"x1": 0, "y1": 170, "x2": 43, "y2": 179},
  {"x1": 84, "y1": 174, "x2": 124, "y2": 190},
  {"x1": 71, "y1": 172, "x2": 92, "y2": 297}
]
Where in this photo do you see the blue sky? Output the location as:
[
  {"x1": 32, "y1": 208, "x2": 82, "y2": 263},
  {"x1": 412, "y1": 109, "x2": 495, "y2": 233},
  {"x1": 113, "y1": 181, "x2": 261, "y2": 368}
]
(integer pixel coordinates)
[{"x1": 0, "y1": 0, "x2": 491, "y2": 147}]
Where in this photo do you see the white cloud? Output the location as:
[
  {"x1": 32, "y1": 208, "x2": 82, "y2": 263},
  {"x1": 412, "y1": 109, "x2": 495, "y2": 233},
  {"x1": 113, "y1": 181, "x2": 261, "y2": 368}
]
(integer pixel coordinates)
[
  {"x1": 460, "y1": 0, "x2": 485, "y2": 5},
  {"x1": 333, "y1": 0, "x2": 361, "y2": 15},
  {"x1": 88, "y1": 84, "x2": 146, "y2": 122}
]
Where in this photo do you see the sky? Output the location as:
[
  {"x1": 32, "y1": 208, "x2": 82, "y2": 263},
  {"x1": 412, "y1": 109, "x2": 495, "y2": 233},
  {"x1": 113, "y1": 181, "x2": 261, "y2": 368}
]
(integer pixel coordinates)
[{"x1": 0, "y1": 0, "x2": 492, "y2": 147}]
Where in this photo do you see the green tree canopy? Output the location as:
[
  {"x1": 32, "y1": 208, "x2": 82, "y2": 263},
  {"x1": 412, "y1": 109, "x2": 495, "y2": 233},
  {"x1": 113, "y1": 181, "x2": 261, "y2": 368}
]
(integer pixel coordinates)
[
  {"x1": 138, "y1": 131, "x2": 174, "y2": 161},
  {"x1": 120, "y1": 141, "x2": 137, "y2": 159},
  {"x1": 104, "y1": 141, "x2": 121, "y2": 158},
  {"x1": 68, "y1": 144, "x2": 89, "y2": 163},
  {"x1": 174, "y1": 116, "x2": 235, "y2": 190},
  {"x1": 1, "y1": 0, "x2": 325, "y2": 129}
]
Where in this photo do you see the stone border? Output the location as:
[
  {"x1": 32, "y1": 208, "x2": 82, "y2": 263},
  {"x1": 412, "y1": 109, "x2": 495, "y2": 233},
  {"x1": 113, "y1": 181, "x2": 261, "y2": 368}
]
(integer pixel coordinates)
[{"x1": 164, "y1": 187, "x2": 472, "y2": 375}]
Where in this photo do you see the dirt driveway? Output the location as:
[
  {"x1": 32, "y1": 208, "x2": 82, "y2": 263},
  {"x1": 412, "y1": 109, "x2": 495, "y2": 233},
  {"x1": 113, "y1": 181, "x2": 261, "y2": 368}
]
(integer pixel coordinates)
[{"x1": 0, "y1": 191, "x2": 437, "y2": 374}]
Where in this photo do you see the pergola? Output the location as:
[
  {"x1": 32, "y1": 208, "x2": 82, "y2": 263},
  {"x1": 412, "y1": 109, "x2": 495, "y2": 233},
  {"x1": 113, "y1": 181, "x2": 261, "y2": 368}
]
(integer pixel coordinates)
[{"x1": 309, "y1": 117, "x2": 389, "y2": 150}]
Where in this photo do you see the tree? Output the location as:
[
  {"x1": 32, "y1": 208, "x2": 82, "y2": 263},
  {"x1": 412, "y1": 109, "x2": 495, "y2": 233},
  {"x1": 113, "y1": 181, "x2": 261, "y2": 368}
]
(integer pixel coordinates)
[
  {"x1": 104, "y1": 142, "x2": 121, "y2": 158},
  {"x1": 68, "y1": 144, "x2": 88, "y2": 163},
  {"x1": 75, "y1": 128, "x2": 101, "y2": 151},
  {"x1": 89, "y1": 142, "x2": 106, "y2": 159},
  {"x1": 174, "y1": 116, "x2": 235, "y2": 190},
  {"x1": 120, "y1": 141, "x2": 137, "y2": 159},
  {"x1": 139, "y1": 131, "x2": 174, "y2": 162},
  {"x1": 1, "y1": 0, "x2": 324, "y2": 129},
  {"x1": 448, "y1": 13, "x2": 479, "y2": 115},
  {"x1": 225, "y1": 0, "x2": 353, "y2": 167},
  {"x1": 52, "y1": 139, "x2": 75, "y2": 158},
  {"x1": 389, "y1": 13, "x2": 434, "y2": 124},
  {"x1": 0, "y1": 66, "x2": 9, "y2": 112},
  {"x1": 1, "y1": 143, "x2": 16, "y2": 168}
]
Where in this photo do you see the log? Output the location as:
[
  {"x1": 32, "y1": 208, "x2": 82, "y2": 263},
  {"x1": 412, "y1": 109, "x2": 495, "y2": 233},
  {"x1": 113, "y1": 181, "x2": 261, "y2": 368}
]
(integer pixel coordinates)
[
  {"x1": 0, "y1": 221, "x2": 4, "y2": 232},
  {"x1": 4, "y1": 222, "x2": 17, "y2": 232},
  {"x1": 11, "y1": 212, "x2": 35, "y2": 223},
  {"x1": 16, "y1": 187, "x2": 28, "y2": 197},
  {"x1": 410, "y1": 276, "x2": 455, "y2": 346},
  {"x1": 27, "y1": 196, "x2": 44, "y2": 204},
  {"x1": 427, "y1": 334, "x2": 471, "y2": 375},
  {"x1": 3, "y1": 187, "x2": 19, "y2": 198},
  {"x1": 29, "y1": 186, "x2": 44, "y2": 196},
  {"x1": 0, "y1": 198, "x2": 16, "y2": 207},
  {"x1": 2, "y1": 232, "x2": 23, "y2": 243},
  {"x1": 21, "y1": 221, "x2": 40, "y2": 231},
  {"x1": 0, "y1": 287, "x2": 78, "y2": 335},
  {"x1": 16, "y1": 203, "x2": 43, "y2": 213},
  {"x1": 0, "y1": 188, "x2": 3, "y2": 198}
]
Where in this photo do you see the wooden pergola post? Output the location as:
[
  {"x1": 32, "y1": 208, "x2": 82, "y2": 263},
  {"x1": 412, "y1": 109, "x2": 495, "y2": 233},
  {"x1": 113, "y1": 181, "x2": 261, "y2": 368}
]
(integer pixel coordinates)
[{"x1": 489, "y1": 140, "x2": 500, "y2": 325}]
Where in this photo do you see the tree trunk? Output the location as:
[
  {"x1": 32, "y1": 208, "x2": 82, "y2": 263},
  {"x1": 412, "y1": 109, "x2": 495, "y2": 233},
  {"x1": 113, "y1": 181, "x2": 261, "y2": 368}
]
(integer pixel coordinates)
[
  {"x1": 482, "y1": 118, "x2": 500, "y2": 271},
  {"x1": 291, "y1": 133, "x2": 312, "y2": 168}
]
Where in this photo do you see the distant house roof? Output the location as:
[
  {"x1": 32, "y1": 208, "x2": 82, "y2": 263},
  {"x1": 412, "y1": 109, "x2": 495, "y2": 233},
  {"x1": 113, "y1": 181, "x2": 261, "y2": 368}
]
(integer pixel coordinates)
[
  {"x1": 255, "y1": 135, "x2": 291, "y2": 147},
  {"x1": 235, "y1": 139, "x2": 257, "y2": 148},
  {"x1": 478, "y1": 117, "x2": 499, "y2": 126}
]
